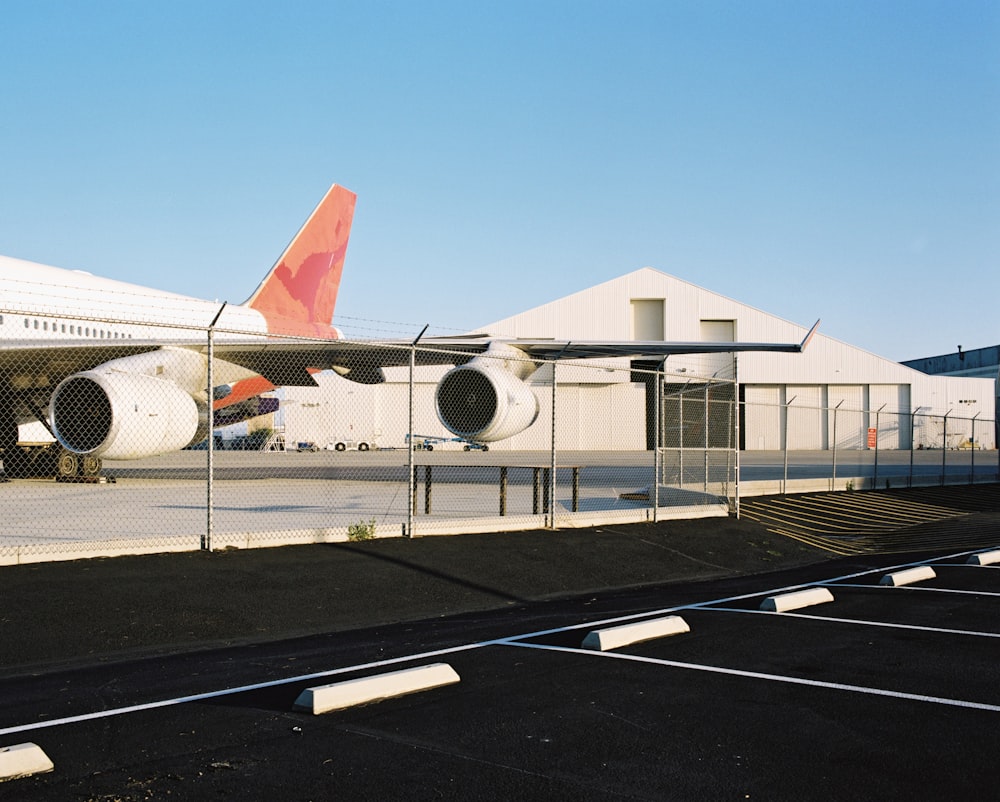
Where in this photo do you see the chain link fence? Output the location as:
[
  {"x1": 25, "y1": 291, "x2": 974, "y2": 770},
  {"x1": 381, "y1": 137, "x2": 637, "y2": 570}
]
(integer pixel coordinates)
[
  {"x1": 1, "y1": 311, "x2": 996, "y2": 563},
  {"x1": 751, "y1": 398, "x2": 999, "y2": 495}
]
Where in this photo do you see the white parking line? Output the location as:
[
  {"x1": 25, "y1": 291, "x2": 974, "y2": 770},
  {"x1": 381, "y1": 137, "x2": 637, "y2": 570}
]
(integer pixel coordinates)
[
  {"x1": 0, "y1": 642, "x2": 489, "y2": 738},
  {"x1": 508, "y1": 547, "x2": 999, "y2": 641},
  {"x1": 504, "y1": 641, "x2": 1000, "y2": 713},
  {"x1": 831, "y1": 584, "x2": 1000, "y2": 598},
  {"x1": 709, "y1": 606, "x2": 1000, "y2": 638}
]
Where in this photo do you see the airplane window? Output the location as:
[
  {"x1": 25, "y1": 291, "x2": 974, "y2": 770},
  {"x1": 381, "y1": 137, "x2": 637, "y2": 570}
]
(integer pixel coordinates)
[
  {"x1": 34, "y1": 319, "x2": 39, "y2": 329},
  {"x1": 24, "y1": 318, "x2": 30, "y2": 328}
]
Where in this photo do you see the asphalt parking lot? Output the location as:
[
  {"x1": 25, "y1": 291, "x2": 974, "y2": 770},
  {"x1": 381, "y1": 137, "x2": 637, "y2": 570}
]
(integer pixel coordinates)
[{"x1": 1, "y1": 485, "x2": 998, "y2": 800}]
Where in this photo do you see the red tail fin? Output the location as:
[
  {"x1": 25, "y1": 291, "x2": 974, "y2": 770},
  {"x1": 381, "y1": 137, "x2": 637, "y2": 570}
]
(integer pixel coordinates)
[{"x1": 246, "y1": 184, "x2": 356, "y2": 336}]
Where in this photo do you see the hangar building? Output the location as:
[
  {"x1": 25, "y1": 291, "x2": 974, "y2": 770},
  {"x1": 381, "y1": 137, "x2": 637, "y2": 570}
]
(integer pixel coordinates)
[
  {"x1": 902, "y1": 345, "x2": 1000, "y2": 408},
  {"x1": 901, "y1": 344, "x2": 1000, "y2": 450},
  {"x1": 278, "y1": 268, "x2": 997, "y2": 452}
]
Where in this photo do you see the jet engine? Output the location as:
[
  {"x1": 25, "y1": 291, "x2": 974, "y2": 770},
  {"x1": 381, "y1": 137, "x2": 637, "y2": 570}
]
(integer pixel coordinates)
[
  {"x1": 435, "y1": 358, "x2": 540, "y2": 442},
  {"x1": 51, "y1": 370, "x2": 204, "y2": 459}
]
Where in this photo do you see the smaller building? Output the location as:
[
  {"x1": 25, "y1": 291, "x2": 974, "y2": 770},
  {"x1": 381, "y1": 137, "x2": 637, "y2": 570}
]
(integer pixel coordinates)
[{"x1": 902, "y1": 345, "x2": 1000, "y2": 446}]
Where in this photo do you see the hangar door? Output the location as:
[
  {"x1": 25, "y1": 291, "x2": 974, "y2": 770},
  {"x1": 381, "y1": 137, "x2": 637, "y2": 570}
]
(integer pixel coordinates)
[
  {"x1": 744, "y1": 384, "x2": 912, "y2": 451},
  {"x1": 699, "y1": 320, "x2": 735, "y2": 379},
  {"x1": 744, "y1": 385, "x2": 826, "y2": 450},
  {"x1": 743, "y1": 385, "x2": 783, "y2": 450},
  {"x1": 828, "y1": 385, "x2": 867, "y2": 449},
  {"x1": 631, "y1": 299, "x2": 664, "y2": 340},
  {"x1": 785, "y1": 385, "x2": 826, "y2": 449},
  {"x1": 869, "y1": 384, "x2": 911, "y2": 449}
]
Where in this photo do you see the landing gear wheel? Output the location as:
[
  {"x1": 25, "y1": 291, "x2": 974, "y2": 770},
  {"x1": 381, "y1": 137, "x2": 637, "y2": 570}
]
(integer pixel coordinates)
[
  {"x1": 58, "y1": 452, "x2": 80, "y2": 478},
  {"x1": 358, "y1": 442, "x2": 369, "y2": 452},
  {"x1": 334, "y1": 442, "x2": 346, "y2": 452},
  {"x1": 82, "y1": 456, "x2": 102, "y2": 476}
]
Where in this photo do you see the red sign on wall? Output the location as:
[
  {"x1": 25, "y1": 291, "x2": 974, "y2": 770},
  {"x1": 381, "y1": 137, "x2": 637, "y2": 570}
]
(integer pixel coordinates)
[{"x1": 867, "y1": 427, "x2": 877, "y2": 448}]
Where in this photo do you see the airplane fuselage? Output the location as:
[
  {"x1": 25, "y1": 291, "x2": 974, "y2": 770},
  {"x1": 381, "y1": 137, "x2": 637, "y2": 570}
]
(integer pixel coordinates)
[{"x1": 0, "y1": 254, "x2": 270, "y2": 341}]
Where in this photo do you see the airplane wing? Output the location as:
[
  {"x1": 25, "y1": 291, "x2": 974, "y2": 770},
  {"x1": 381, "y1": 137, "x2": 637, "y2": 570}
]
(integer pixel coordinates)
[
  {"x1": 0, "y1": 341, "x2": 166, "y2": 387},
  {"x1": 0, "y1": 322, "x2": 819, "y2": 463},
  {"x1": 210, "y1": 319, "x2": 821, "y2": 383},
  {"x1": 0, "y1": 318, "x2": 818, "y2": 391}
]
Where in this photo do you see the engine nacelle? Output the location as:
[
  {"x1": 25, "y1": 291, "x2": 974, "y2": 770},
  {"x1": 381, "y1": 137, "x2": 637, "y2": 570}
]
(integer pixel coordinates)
[
  {"x1": 51, "y1": 370, "x2": 202, "y2": 459},
  {"x1": 435, "y1": 362, "x2": 540, "y2": 442}
]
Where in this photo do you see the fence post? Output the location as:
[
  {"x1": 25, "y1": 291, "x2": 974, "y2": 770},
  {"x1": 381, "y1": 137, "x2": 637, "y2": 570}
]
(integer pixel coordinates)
[
  {"x1": 941, "y1": 410, "x2": 951, "y2": 486},
  {"x1": 405, "y1": 336, "x2": 423, "y2": 537},
  {"x1": 204, "y1": 302, "x2": 227, "y2": 552},
  {"x1": 783, "y1": 395, "x2": 796, "y2": 494},
  {"x1": 831, "y1": 400, "x2": 842, "y2": 491},
  {"x1": 703, "y1": 381, "x2": 710, "y2": 493},
  {"x1": 678, "y1": 387, "x2": 684, "y2": 490},
  {"x1": 733, "y1": 378, "x2": 740, "y2": 518},
  {"x1": 549, "y1": 360, "x2": 557, "y2": 529},
  {"x1": 653, "y1": 362, "x2": 663, "y2": 522},
  {"x1": 971, "y1": 413, "x2": 979, "y2": 484},
  {"x1": 909, "y1": 407, "x2": 920, "y2": 487},
  {"x1": 873, "y1": 404, "x2": 885, "y2": 490},
  {"x1": 406, "y1": 346, "x2": 415, "y2": 534}
]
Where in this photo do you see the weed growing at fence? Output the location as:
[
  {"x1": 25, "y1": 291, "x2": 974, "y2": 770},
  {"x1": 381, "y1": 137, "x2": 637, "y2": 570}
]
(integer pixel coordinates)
[{"x1": 348, "y1": 518, "x2": 376, "y2": 541}]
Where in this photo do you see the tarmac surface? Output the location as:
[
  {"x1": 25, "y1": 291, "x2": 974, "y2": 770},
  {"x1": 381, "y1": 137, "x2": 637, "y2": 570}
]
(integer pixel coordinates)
[{"x1": 1, "y1": 485, "x2": 999, "y2": 800}]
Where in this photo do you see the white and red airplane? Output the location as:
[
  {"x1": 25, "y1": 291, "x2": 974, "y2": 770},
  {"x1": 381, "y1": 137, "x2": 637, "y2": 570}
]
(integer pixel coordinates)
[{"x1": 0, "y1": 183, "x2": 817, "y2": 477}]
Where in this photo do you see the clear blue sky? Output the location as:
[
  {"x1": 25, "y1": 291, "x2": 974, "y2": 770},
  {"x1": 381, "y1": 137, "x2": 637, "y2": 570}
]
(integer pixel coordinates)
[{"x1": 1, "y1": 1, "x2": 997, "y2": 361}]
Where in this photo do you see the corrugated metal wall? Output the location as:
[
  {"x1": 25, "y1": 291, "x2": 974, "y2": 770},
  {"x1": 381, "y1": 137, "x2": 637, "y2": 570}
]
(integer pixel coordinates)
[
  {"x1": 786, "y1": 385, "x2": 826, "y2": 449},
  {"x1": 828, "y1": 385, "x2": 867, "y2": 449},
  {"x1": 744, "y1": 385, "x2": 782, "y2": 449},
  {"x1": 869, "y1": 384, "x2": 911, "y2": 448}
]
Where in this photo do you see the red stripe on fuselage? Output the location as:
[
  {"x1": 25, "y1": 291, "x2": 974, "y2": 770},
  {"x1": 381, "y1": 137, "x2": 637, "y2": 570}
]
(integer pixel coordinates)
[{"x1": 213, "y1": 375, "x2": 275, "y2": 413}]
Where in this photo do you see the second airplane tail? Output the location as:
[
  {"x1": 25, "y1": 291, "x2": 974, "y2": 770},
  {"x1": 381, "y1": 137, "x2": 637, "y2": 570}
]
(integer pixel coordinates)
[{"x1": 245, "y1": 183, "x2": 357, "y2": 337}]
